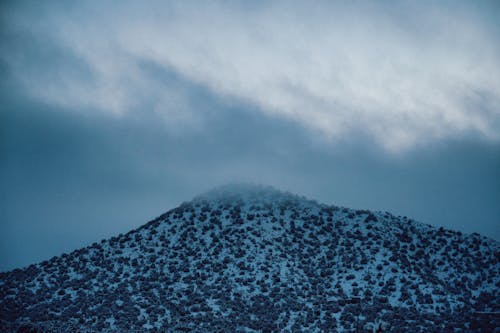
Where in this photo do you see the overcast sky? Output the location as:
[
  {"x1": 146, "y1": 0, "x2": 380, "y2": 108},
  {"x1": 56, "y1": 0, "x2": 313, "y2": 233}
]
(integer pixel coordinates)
[{"x1": 1, "y1": 0, "x2": 499, "y2": 271}]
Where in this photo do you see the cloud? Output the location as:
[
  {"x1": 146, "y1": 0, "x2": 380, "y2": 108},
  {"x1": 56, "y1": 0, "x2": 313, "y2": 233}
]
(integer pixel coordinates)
[{"x1": 2, "y1": 0, "x2": 500, "y2": 151}]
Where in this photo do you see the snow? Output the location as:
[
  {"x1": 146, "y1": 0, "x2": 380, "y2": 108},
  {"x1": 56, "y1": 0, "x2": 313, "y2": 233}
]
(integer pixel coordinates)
[{"x1": 1, "y1": 184, "x2": 498, "y2": 332}]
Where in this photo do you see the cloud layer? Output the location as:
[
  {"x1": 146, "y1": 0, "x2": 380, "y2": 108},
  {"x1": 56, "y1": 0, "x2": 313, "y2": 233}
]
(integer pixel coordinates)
[{"x1": 2, "y1": 1, "x2": 500, "y2": 151}]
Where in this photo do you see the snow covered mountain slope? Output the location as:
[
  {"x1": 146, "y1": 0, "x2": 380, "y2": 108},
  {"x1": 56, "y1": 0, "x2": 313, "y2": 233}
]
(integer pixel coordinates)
[{"x1": 1, "y1": 184, "x2": 499, "y2": 332}]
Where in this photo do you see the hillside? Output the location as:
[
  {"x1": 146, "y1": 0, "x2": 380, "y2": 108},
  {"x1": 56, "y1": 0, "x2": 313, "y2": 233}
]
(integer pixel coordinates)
[{"x1": 1, "y1": 184, "x2": 499, "y2": 332}]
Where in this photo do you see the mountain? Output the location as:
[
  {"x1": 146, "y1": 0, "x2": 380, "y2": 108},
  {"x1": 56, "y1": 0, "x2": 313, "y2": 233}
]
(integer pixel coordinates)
[{"x1": 1, "y1": 184, "x2": 499, "y2": 332}]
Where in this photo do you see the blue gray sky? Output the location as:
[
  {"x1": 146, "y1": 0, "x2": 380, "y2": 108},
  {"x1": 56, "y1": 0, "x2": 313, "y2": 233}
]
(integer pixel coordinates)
[{"x1": 1, "y1": 0, "x2": 499, "y2": 271}]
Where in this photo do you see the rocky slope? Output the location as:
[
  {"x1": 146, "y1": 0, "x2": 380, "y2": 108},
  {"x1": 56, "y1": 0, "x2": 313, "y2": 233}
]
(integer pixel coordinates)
[{"x1": 1, "y1": 185, "x2": 499, "y2": 332}]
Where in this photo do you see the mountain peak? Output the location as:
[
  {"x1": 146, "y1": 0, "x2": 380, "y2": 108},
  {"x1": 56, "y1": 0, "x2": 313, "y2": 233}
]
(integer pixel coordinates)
[{"x1": 1, "y1": 186, "x2": 499, "y2": 332}]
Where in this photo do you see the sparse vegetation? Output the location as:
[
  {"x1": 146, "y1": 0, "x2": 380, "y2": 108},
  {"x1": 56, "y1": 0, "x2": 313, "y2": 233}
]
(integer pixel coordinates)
[{"x1": 0, "y1": 185, "x2": 498, "y2": 332}]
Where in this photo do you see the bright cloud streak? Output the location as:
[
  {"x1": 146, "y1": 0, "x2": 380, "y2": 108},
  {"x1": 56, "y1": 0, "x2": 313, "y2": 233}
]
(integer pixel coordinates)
[{"x1": 2, "y1": 1, "x2": 500, "y2": 151}]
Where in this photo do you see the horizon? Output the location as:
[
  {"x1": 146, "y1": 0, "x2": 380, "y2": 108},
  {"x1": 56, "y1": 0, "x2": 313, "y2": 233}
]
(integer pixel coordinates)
[{"x1": 1, "y1": 182, "x2": 497, "y2": 272}]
